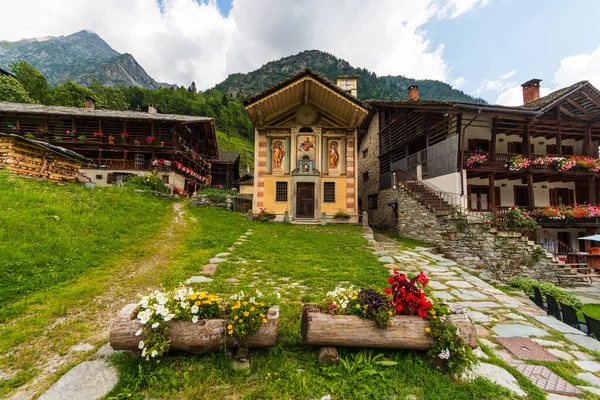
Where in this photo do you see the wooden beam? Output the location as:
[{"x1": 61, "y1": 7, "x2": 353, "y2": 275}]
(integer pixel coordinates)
[
  {"x1": 556, "y1": 107, "x2": 562, "y2": 156},
  {"x1": 488, "y1": 174, "x2": 495, "y2": 210},
  {"x1": 566, "y1": 99, "x2": 595, "y2": 118},
  {"x1": 264, "y1": 101, "x2": 303, "y2": 124},
  {"x1": 490, "y1": 117, "x2": 497, "y2": 163},
  {"x1": 523, "y1": 120, "x2": 531, "y2": 157},
  {"x1": 589, "y1": 176, "x2": 597, "y2": 204},
  {"x1": 256, "y1": 104, "x2": 266, "y2": 126},
  {"x1": 559, "y1": 106, "x2": 578, "y2": 119},
  {"x1": 308, "y1": 100, "x2": 348, "y2": 126},
  {"x1": 582, "y1": 88, "x2": 600, "y2": 108},
  {"x1": 527, "y1": 174, "x2": 535, "y2": 211},
  {"x1": 584, "y1": 124, "x2": 593, "y2": 156},
  {"x1": 304, "y1": 80, "x2": 310, "y2": 105}
]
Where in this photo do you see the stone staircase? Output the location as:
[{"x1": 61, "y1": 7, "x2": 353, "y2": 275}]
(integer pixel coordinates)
[{"x1": 397, "y1": 172, "x2": 453, "y2": 214}]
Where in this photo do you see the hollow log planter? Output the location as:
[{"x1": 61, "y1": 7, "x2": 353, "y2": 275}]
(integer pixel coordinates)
[
  {"x1": 302, "y1": 307, "x2": 477, "y2": 363},
  {"x1": 110, "y1": 304, "x2": 279, "y2": 354}
]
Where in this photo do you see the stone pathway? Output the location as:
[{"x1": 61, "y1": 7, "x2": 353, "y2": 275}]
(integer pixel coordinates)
[{"x1": 364, "y1": 229, "x2": 600, "y2": 398}]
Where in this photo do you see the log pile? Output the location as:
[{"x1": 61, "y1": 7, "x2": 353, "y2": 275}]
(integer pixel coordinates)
[
  {"x1": 110, "y1": 304, "x2": 280, "y2": 354},
  {"x1": 0, "y1": 139, "x2": 81, "y2": 183},
  {"x1": 302, "y1": 307, "x2": 478, "y2": 350}
]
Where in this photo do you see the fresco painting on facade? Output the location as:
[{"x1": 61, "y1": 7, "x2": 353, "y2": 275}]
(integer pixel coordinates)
[
  {"x1": 329, "y1": 140, "x2": 340, "y2": 170},
  {"x1": 272, "y1": 139, "x2": 285, "y2": 172}
]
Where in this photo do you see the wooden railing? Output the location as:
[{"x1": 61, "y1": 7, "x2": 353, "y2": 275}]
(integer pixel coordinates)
[{"x1": 539, "y1": 230, "x2": 586, "y2": 264}]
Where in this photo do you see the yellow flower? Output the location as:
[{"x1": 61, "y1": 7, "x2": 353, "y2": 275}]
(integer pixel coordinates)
[
  {"x1": 195, "y1": 301, "x2": 200, "y2": 306},
  {"x1": 234, "y1": 315, "x2": 238, "y2": 320},
  {"x1": 244, "y1": 311, "x2": 249, "y2": 317},
  {"x1": 199, "y1": 292, "x2": 206, "y2": 299},
  {"x1": 243, "y1": 301, "x2": 248, "y2": 306},
  {"x1": 390, "y1": 321, "x2": 394, "y2": 325},
  {"x1": 190, "y1": 294, "x2": 197, "y2": 301},
  {"x1": 431, "y1": 310, "x2": 436, "y2": 315},
  {"x1": 262, "y1": 318, "x2": 267, "y2": 323},
  {"x1": 250, "y1": 307, "x2": 255, "y2": 311},
  {"x1": 364, "y1": 304, "x2": 368, "y2": 308},
  {"x1": 260, "y1": 302, "x2": 265, "y2": 306},
  {"x1": 239, "y1": 319, "x2": 243, "y2": 323},
  {"x1": 425, "y1": 327, "x2": 431, "y2": 333},
  {"x1": 351, "y1": 295, "x2": 357, "y2": 300},
  {"x1": 356, "y1": 304, "x2": 361, "y2": 309},
  {"x1": 253, "y1": 302, "x2": 258, "y2": 305},
  {"x1": 388, "y1": 311, "x2": 393, "y2": 316},
  {"x1": 227, "y1": 324, "x2": 233, "y2": 330},
  {"x1": 228, "y1": 330, "x2": 233, "y2": 335}
]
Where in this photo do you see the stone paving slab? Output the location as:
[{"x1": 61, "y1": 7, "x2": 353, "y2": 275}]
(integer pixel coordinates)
[
  {"x1": 428, "y1": 281, "x2": 448, "y2": 290},
  {"x1": 39, "y1": 361, "x2": 118, "y2": 400},
  {"x1": 457, "y1": 301, "x2": 504, "y2": 309},
  {"x1": 450, "y1": 289, "x2": 489, "y2": 301},
  {"x1": 432, "y1": 291, "x2": 454, "y2": 301},
  {"x1": 201, "y1": 264, "x2": 218, "y2": 275},
  {"x1": 467, "y1": 311, "x2": 491, "y2": 324},
  {"x1": 186, "y1": 276, "x2": 213, "y2": 284},
  {"x1": 492, "y1": 324, "x2": 549, "y2": 338},
  {"x1": 564, "y1": 334, "x2": 600, "y2": 352},
  {"x1": 378, "y1": 256, "x2": 396, "y2": 264},
  {"x1": 471, "y1": 362, "x2": 526, "y2": 396},
  {"x1": 575, "y1": 360, "x2": 600, "y2": 372},
  {"x1": 546, "y1": 348, "x2": 574, "y2": 361},
  {"x1": 209, "y1": 257, "x2": 226, "y2": 263},
  {"x1": 533, "y1": 315, "x2": 586, "y2": 336},
  {"x1": 445, "y1": 281, "x2": 473, "y2": 289},
  {"x1": 577, "y1": 372, "x2": 600, "y2": 387},
  {"x1": 496, "y1": 337, "x2": 559, "y2": 362},
  {"x1": 580, "y1": 386, "x2": 600, "y2": 396},
  {"x1": 513, "y1": 364, "x2": 583, "y2": 396}
]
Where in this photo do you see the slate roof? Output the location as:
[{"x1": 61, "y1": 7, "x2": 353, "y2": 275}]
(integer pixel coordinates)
[
  {"x1": 518, "y1": 81, "x2": 589, "y2": 111},
  {"x1": 242, "y1": 68, "x2": 370, "y2": 110},
  {"x1": 0, "y1": 131, "x2": 91, "y2": 162},
  {"x1": 0, "y1": 101, "x2": 214, "y2": 124},
  {"x1": 213, "y1": 151, "x2": 240, "y2": 164}
]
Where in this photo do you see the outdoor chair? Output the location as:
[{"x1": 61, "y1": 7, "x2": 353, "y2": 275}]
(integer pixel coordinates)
[
  {"x1": 531, "y1": 286, "x2": 546, "y2": 310},
  {"x1": 584, "y1": 313, "x2": 600, "y2": 340},
  {"x1": 560, "y1": 302, "x2": 587, "y2": 334},
  {"x1": 545, "y1": 294, "x2": 562, "y2": 320}
]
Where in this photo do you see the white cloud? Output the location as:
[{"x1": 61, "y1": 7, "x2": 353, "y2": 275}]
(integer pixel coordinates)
[
  {"x1": 477, "y1": 69, "x2": 517, "y2": 94},
  {"x1": 554, "y1": 46, "x2": 600, "y2": 88},
  {"x1": 436, "y1": 0, "x2": 491, "y2": 19},
  {"x1": 496, "y1": 85, "x2": 551, "y2": 106},
  {"x1": 452, "y1": 76, "x2": 468, "y2": 88},
  {"x1": 0, "y1": 0, "x2": 490, "y2": 90}
]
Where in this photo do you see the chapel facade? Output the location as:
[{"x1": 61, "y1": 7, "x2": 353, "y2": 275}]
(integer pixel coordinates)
[{"x1": 244, "y1": 69, "x2": 369, "y2": 222}]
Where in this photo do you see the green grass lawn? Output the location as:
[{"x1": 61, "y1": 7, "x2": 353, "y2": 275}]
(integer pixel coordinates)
[
  {"x1": 108, "y1": 219, "x2": 518, "y2": 400},
  {"x1": 0, "y1": 170, "x2": 172, "y2": 314}
]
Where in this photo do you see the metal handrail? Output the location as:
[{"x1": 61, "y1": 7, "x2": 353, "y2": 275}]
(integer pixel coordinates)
[{"x1": 539, "y1": 230, "x2": 586, "y2": 264}]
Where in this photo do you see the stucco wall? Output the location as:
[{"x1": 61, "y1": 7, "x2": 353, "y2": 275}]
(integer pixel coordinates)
[{"x1": 81, "y1": 168, "x2": 185, "y2": 190}]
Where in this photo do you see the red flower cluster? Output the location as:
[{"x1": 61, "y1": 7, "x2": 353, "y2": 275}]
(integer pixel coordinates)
[{"x1": 385, "y1": 269, "x2": 432, "y2": 318}]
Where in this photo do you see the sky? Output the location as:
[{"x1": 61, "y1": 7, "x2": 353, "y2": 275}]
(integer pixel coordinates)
[{"x1": 2, "y1": 0, "x2": 600, "y2": 105}]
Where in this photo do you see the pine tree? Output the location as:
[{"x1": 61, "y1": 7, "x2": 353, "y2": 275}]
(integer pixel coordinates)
[{"x1": 188, "y1": 81, "x2": 197, "y2": 93}]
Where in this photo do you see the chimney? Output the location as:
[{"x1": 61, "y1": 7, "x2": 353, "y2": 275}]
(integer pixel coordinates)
[
  {"x1": 84, "y1": 96, "x2": 96, "y2": 110},
  {"x1": 408, "y1": 85, "x2": 419, "y2": 101},
  {"x1": 521, "y1": 79, "x2": 542, "y2": 104},
  {"x1": 146, "y1": 104, "x2": 158, "y2": 114},
  {"x1": 335, "y1": 76, "x2": 359, "y2": 97}
]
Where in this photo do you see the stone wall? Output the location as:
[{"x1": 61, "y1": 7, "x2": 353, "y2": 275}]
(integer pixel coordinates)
[
  {"x1": 358, "y1": 113, "x2": 398, "y2": 231},
  {"x1": 395, "y1": 183, "x2": 550, "y2": 280}
]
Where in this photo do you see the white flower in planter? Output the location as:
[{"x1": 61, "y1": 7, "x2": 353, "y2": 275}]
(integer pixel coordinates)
[
  {"x1": 135, "y1": 328, "x2": 143, "y2": 336},
  {"x1": 151, "y1": 350, "x2": 158, "y2": 358},
  {"x1": 192, "y1": 316, "x2": 199, "y2": 324},
  {"x1": 438, "y1": 349, "x2": 451, "y2": 360},
  {"x1": 191, "y1": 305, "x2": 199, "y2": 314},
  {"x1": 151, "y1": 322, "x2": 160, "y2": 329},
  {"x1": 138, "y1": 340, "x2": 145, "y2": 350}
]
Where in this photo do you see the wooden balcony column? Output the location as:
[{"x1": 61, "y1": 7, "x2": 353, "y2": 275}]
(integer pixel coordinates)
[
  {"x1": 490, "y1": 117, "x2": 497, "y2": 163},
  {"x1": 523, "y1": 120, "x2": 532, "y2": 158},
  {"x1": 527, "y1": 174, "x2": 535, "y2": 211},
  {"x1": 584, "y1": 124, "x2": 593, "y2": 157},
  {"x1": 488, "y1": 173, "x2": 495, "y2": 209},
  {"x1": 589, "y1": 176, "x2": 597, "y2": 204},
  {"x1": 556, "y1": 108, "x2": 563, "y2": 156}
]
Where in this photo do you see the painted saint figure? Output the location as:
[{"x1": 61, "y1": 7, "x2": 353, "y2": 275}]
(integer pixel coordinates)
[
  {"x1": 300, "y1": 137, "x2": 314, "y2": 153},
  {"x1": 272, "y1": 140, "x2": 285, "y2": 169},
  {"x1": 329, "y1": 141, "x2": 339, "y2": 169}
]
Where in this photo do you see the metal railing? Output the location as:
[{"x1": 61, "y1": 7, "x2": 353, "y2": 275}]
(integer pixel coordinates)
[
  {"x1": 396, "y1": 168, "x2": 463, "y2": 213},
  {"x1": 539, "y1": 230, "x2": 586, "y2": 264}
]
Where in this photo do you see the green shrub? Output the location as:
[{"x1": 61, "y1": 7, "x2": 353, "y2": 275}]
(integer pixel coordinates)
[
  {"x1": 123, "y1": 171, "x2": 170, "y2": 193},
  {"x1": 256, "y1": 208, "x2": 276, "y2": 222},
  {"x1": 333, "y1": 210, "x2": 351, "y2": 220},
  {"x1": 508, "y1": 276, "x2": 582, "y2": 310}
]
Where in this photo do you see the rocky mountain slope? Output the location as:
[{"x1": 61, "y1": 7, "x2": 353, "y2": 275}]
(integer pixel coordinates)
[{"x1": 0, "y1": 30, "x2": 170, "y2": 89}]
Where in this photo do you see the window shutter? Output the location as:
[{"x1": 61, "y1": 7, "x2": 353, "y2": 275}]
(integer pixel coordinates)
[
  {"x1": 107, "y1": 173, "x2": 116, "y2": 184},
  {"x1": 508, "y1": 142, "x2": 516, "y2": 153},
  {"x1": 494, "y1": 186, "x2": 501, "y2": 206},
  {"x1": 546, "y1": 144, "x2": 556, "y2": 154},
  {"x1": 568, "y1": 190, "x2": 575, "y2": 206}
]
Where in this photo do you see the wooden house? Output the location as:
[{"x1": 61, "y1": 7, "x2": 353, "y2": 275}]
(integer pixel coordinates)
[
  {"x1": 359, "y1": 80, "x2": 600, "y2": 257},
  {"x1": 244, "y1": 69, "x2": 369, "y2": 222},
  {"x1": 0, "y1": 101, "x2": 218, "y2": 192},
  {"x1": 211, "y1": 151, "x2": 240, "y2": 188},
  {"x1": 0, "y1": 132, "x2": 89, "y2": 182}
]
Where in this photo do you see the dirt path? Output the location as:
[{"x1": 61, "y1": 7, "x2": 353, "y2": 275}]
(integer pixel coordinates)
[{"x1": 7, "y1": 202, "x2": 188, "y2": 400}]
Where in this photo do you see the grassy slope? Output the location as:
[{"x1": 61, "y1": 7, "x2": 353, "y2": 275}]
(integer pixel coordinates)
[
  {"x1": 216, "y1": 130, "x2": 254, "y2": 171},
  {"x1": 110, "y1": 219, "x2": 515, "y2": 400},
  {"x1": 0, "y1": 170, "x2": 172, "y2": 312}
]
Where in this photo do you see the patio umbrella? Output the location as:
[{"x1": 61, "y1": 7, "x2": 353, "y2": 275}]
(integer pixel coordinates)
[{"x1": 578, "y1": 234, "x2": 600, "y2": 241}]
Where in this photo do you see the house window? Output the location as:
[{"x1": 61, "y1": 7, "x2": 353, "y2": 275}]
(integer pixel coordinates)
[
  {"x1": 368, "y1": 194, "x2": 378, "y2": 209},
  {"x1": 363, "y1": 172, "x2": 369, "y2": 182},
  {"x1": 323, "y1": 182, "x2": 335, "y2": 203},
  {"x1": 362, "y1": 149, "x2": 368, "y2": 158},
  {"x1": 96, "y1": 175, "x2": 103, "y2": 180},
  {"x1": 275, "y1": 181, "x2": 288, "y2": 202},
  {"x1": 162, "y1": 175, "x2": 169, "y2": 184}
]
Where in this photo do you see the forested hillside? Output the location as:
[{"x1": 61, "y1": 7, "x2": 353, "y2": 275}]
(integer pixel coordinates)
[{"x1": 216, "y1": 50, "x2": 486, "y2": 103}]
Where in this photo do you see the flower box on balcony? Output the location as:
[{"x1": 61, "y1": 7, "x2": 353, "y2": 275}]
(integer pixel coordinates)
[
  {"x1": 110, "y1": 303, "x2": 279, "y2": 354},
  {"x1": 301, "y1": 307, "x2": 477, "y2": 350},
  {"x1": 590, "y1": 247, "x2": 600, "y2": 255}
]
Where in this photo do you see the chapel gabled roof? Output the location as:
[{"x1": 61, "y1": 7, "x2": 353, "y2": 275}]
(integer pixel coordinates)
[{"x1": 243, "y1": 68, "x2": 370, "y2": 110}]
